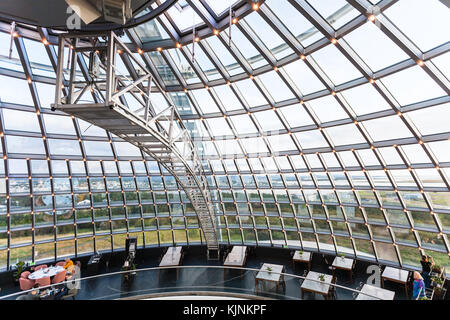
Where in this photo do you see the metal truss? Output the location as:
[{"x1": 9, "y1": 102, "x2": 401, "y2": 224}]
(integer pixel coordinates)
[
  {"x1": 51, "y1": 31, "x2": 219, "y2": 258},
  {"x1": 117, "y1": 0, "x2": 450, "y2": 266},
  {"x1": 0, "y1": 0, "x2": 449, "y2": 271}
]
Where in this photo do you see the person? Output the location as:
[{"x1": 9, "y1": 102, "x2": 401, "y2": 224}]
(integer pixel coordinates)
[
  {"x1": 420, "y1": 255, "x2": 434, "y2": 288},
  {"x1": 54, "y1": 273, "x2": 73, "y2": 300},
  {"x1": 16, "y1": 284, "x2": 41, "y2": 300},
  {"x1": 412, "y1": 271, "x2": 426, "y2": 300},
  {"x1": 63, "y1": 257, "x2": 75, "y2": 273}
]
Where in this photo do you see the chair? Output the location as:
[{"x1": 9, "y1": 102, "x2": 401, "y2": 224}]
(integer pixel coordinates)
[
  {"x1": 71, "y1": 261, "x2": 81, "y2": 276},
  {"x1": 378, "y1": 264, "x2": 384, "y2": 276},
  {"x1": 76, "y1": 264, "x2": 82, "y2": 273},
  {"x1": 328, "y1": 276, "x2": 338, "y2": 300},
  {"x1": 222, "y1": 249, "x2": 231, "y2": 263},
  {"x1": 35, "y1": 276, "x2": 51, "y2": 287},
  {"x1": 425, "y1": 287, "x2": 434, "y2": 300},
  {"x1": 405, "y1": 271, "x2": 413, "y2": 299},
  {"x1": 158, "y1": 253, "x2": 164, "y2": 265},
  {"x1": 352, "y1": 281, "x2": 364, "y2": 299},
  {"x1": 349, "y1": 259, "x2": 356, "y2": 283},
  {"x1": 322, "y1": 254, "x2": 333, "y2": 271},
  {"x1": 52, "y1": 270, "x2": 67, "y2": 284},
  {"x1": 55, "y1": 261, "x2": 65, "y2": 267},
  {"x1": 298, "y1": 270, "x2": 308, "y2": 291},
  {"x1": 34, "y1": 264, "x2": 48, "y2": 271},
  {"x1": 180, "y1": 247, "x2": 185, "y2": 263},
  {"x1": 61, "y1": 288, "x2": 78, "y2": 300},
  {"x1": 19, "y1": 277, "x2": 35, "y2": 291},
  {"x1": 20, "y1": 271, "x2": 31, "y2": 279}
]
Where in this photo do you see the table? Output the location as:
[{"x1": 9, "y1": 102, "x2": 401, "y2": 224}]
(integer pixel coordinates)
[
  {"x1": 332, "y1": 256, "x2": 355, "y2": 283},
  {"x1": 301, "y1": 271, "x2": 333, "y2": 300},
  {"x1": 356, "y1": 284, "x2": 395, "y2": 300},
  {"x1": 255, "y1": 263, "x2": 285, "y2": 294},
  {"x1": 292, "y1": 251, "x2": 312, "y2": 272},
  {"x1": 159, "y1": 246, "x2": 183, "y2": 280},
  {"x1": 381, "y1": 267, "x2": 409, "y2": 298},
  {"x1": 28, "y1": 266, "x2": 65, "y2": 280},
  {"x1": 223, "y1": 246, "x2": 248, "y2": 279}
]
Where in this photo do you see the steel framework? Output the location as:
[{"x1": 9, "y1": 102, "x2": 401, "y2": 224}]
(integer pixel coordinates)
[
  {"x1": 0, "y1": 0, "x2": 448, "y2": 272},
  {"x1": 51, "y1": 31, "x2": 220, "y2": 259}
]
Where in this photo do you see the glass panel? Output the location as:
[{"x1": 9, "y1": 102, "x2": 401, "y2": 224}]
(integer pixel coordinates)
[
  {"x1": 344, "y1": 21, "x2": 409, "y2": 72},
  {"x1": 306, "y1": 0, "x2": 360, "y2": 29},
  {"x1": 311, "y1": 44, "x2": 363, "y2": 85},
  {"x1": 244, "y1": 12, "x2": 294, "y2": 60},
  {"x1": 380, "y1": 66, "x2": 446, "y2": 106},
  {"x1": 384, "y1": 0, "x2": 450, "y2": 52}
]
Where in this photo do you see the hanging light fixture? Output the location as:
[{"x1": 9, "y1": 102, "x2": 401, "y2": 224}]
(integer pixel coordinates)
[
  {"x1": 192, "y1": 9, "x2": 196, "y2": 63},
  {"x1": 67, "y1": 42, "x2": 72, "y2": 70},
  {"x1": 229, "y1": 0, "x2": 233, "y2": 46},
  {"x1": 8, "y1": 21, "x2": 15, "y2": 59}
]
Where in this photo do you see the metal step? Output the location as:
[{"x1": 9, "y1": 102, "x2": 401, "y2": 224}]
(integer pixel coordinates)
[
  {"x1": 132, "y1": 136, "x2": 160, "y2": 143},
  {"x1": 207, "y1": 249, "x2": 220, "y2": 260}
]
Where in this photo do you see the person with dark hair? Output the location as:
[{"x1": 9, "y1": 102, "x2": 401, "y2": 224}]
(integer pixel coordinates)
[
  {"x1": 420, "y1": 255, "x2": 434, "y2": 288},
  {"x1": 53, "y1": 272, "x2": 76, "y2": 300},
  {"x1": 53, "y1": 273, "x2": 70, "y2": 300}
]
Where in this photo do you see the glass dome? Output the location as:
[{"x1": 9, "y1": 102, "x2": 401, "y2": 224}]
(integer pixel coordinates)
[{"x1": 0, "y1": 0, "x2": 449, "y2": 273}]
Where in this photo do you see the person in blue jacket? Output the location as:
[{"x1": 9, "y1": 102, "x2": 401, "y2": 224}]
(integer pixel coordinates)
[
  {"x1": 420, "y1": 255, "x2": 434, "y2": 288},
  {"x1": 412, "y1": 271, "x2": 426, "y2": 300}
]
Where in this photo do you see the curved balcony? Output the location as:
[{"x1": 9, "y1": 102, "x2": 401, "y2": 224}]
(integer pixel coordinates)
[{"x1": 0, "y1": 264, "x2": 399, "y2": 301}]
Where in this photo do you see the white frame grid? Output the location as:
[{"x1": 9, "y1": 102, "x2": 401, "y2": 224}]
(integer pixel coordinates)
[{"x1": 0, "y1": 0, "x2": 448, "y2": 272}]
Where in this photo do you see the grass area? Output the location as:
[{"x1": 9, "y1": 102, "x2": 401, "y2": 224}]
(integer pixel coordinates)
[
  {"x1": 400, "y1": 245, "x2": 449, "y2": 270},
  {"x1": 0, "y1": 196, "x2": 448, "y2": 271}
]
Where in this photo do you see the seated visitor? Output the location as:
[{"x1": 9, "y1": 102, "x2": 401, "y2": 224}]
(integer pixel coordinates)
[
  {"x1": 420, "y1": 255, "x2": 434, "y2": 288},
  {"x1": 54, "y1": 273, "x2": 73, "y2": 300},
  {"x1": 412, "y1": 271, "x2": 426, "y2": 300},
  {"x1": 63, "y1": 257, "x2": 75, "y2": 273}
]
